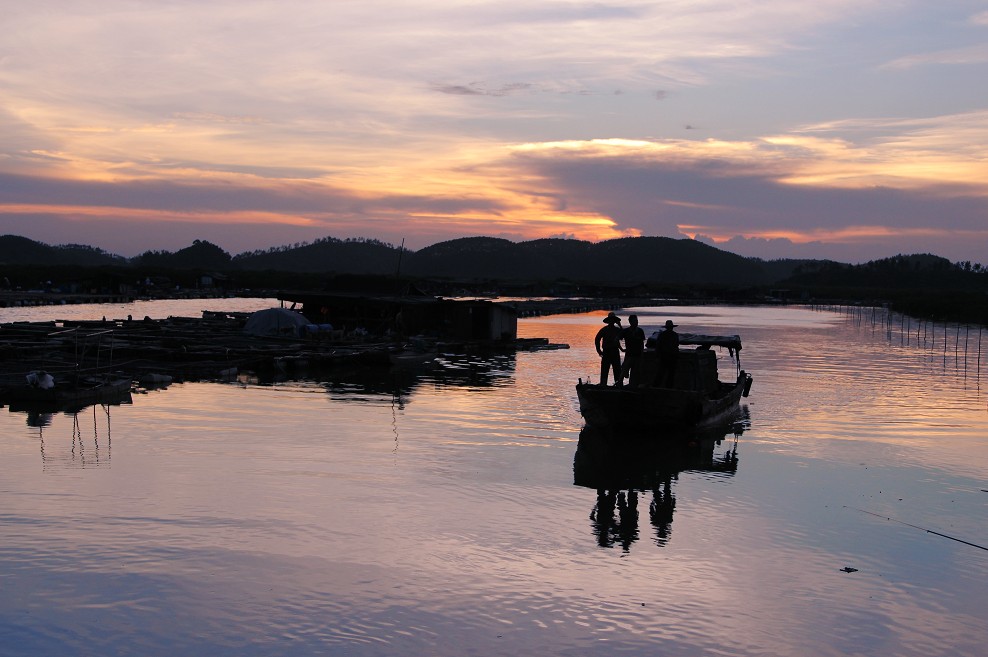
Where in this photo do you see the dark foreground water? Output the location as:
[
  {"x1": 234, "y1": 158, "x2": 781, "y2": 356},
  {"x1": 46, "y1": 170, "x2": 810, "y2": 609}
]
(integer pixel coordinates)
[{"x1": 2, "y1": 301, "x2": 986, "y2": 656}]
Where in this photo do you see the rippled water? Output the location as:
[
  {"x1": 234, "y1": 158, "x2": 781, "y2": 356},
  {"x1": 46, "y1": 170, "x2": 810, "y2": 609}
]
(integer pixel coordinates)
[{"x1": 2, "y1": 301, "x2": 987, "y2": 656}]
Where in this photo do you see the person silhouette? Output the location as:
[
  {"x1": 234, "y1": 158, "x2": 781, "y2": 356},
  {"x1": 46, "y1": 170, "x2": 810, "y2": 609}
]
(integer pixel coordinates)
[
  {"x1": 649, "y1": 477, "x2": 676, "y2": 547},
  {"x1": 654, "y1": 319, "x2": 680, "y2": 387},
  {"x1": 622, "y1": 314, "x2": 646, "y2": 387},
  {"x1": 590, "y1": 489, "x2": 617, "y2": 547},
  {"x1": 616, "y1": 489, "x2": 640, "y2": 552},
  {"x1": 595, "y1": 312, "x2": 624, "y2": 386}
]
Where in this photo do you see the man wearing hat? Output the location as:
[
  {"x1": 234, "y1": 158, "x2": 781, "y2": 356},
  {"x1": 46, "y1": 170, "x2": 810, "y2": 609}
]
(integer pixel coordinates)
[
  {"x1": 654, "y1": 319, "x2": 680, "y2": 387},
  {"x1": 594, "y1": 312, "x2": 624, "y2": 386}
]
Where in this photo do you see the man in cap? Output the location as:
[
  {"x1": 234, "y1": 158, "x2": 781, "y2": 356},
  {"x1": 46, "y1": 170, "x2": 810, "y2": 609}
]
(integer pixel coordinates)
[
  {"x1": 594, "y1": 312, "x2": 625, "y2": 386},
  {"x1": 654, "y1": 319, "x2": 680, "y2": 387}
]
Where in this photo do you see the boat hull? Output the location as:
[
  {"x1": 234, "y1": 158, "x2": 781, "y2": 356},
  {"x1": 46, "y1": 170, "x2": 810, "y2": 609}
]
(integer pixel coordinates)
[{"x1": 576, "y1": 374, "x2": 751, "y2": 431}]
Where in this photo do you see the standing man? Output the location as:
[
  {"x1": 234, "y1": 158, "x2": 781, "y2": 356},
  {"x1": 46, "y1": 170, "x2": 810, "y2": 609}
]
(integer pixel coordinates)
[
  {"x1": 622, "y1": 314, "x2": 646, "y2": 387},
  {"x1": 654, "y1": 319, "x2": 680, "y2": 387},
  {"x1": 595, "y1": 312, "x2": 624, "y2": 387}
]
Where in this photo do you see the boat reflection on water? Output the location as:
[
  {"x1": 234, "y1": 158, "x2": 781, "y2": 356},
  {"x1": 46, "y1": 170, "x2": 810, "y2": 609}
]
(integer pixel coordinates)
[{"x1": 574, "y1": 411, "x2": 747, "y2": 551}]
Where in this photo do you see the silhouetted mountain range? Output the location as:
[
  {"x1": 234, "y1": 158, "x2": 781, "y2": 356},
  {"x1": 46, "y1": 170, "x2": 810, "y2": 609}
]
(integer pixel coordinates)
[
  {"x1": 0, "y1": 235, "x2": 127, "y2": 267},
  {"x1": 232, "y1": 237, "x2": 400, "y2": 274},
  {"x1": 1, "y1": 233, "x2": 821, "y2": 285},
  {"x1": 406, "y1": 236, "x2": 772, "y2": 284},
  {"x1": 2, "y1": 234, "x2": 986, "y2": 322}
]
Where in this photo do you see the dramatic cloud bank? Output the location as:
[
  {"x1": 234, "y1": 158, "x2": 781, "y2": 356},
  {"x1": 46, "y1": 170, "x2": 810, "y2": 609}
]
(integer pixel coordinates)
[{"x1": 1, "y1": 1, "x2": 985, "y2": 262}]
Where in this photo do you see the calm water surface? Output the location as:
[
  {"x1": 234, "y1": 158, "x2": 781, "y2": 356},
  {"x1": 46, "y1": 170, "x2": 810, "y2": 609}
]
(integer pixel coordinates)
[{"x1": 2, "y1": 301, "x2": 987, "y2": 656}]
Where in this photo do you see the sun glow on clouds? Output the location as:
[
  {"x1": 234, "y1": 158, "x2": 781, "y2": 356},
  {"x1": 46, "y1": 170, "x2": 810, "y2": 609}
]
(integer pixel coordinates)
[
  {"x1": 408, "y1": 210, "x2": 627, "y2": 242},
  {"x1": 0, "y1": 203, "x2": 319, "y2": 228},
  {"x1": 503, "y1": 116, "x2": 988, "y2": 260},
  {"x1": 0, "y1": 137, "x2": 638, "y2": 245},
  {"x1": 514, "y1": 112, "x2": 988, "y2": 195},
  {"x1": 2, "y1": 1, "x2": 986, "y2": 259},
  {"x1": 678, "y1": 224, "x2": 988, "y2": 246},
  {"x1": 771, "y1": 113, "x2": 988, "y2": 192},
  {"x1": 4, "y1": 111, "x2": 985, "y2": 252}
]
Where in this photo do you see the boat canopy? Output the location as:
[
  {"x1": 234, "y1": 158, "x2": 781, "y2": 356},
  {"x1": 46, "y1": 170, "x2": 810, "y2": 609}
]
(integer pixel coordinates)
[
  {"x1": 648, "y1": 332, "x2": 742, "y2": 352},
  {"x1": 680, "y1": 333, "x2": 742, "y2": 351},
  {"x1": 647, "y1": 331, "x2": 744, "y2": 374}
]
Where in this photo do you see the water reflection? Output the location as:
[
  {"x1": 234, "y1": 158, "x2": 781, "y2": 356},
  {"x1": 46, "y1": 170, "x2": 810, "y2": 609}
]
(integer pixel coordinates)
[
  {"x1": 575, "y1": 415, "x2": 746, "y2": 551},
  {"x1": 14, "y1": 402, "x2": 119, "y2": 470},
  {"x1": 243, "y1": 351, "x2": 518, "y2": 403},
  {"x1": 3, "y1": 302, "x2": 988, "y2": 657}
]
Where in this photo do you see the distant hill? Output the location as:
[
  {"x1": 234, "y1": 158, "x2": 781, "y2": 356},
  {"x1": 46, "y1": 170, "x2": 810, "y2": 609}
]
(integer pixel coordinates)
[
  {"x1": 0, "y1": 234, "x2": 124, "y2": 267},
  {"x1": 1, "y1": 234, "x2": 985, "y2": 308},
  {"x1": 132, "y1": 240, "x2": 232, "y2": 269},
  {"x1": 779, "y1": 254, "x2": 967, "y2": 289},
  {"x1": 405, "y1": 235, "x2": 797, "y2": 285},
  {"x1": 406, "y1": 237, "x2": 582, "y2": 279},
  {"x1": 231, "y1": 237, "x2": 401, "y2": 274},
  {"x1": 1, "y1": 232, "x2": 983, "y2": 323},
  {"x1": 775, "y1": 254, "x2": 988, "y2": 322}
]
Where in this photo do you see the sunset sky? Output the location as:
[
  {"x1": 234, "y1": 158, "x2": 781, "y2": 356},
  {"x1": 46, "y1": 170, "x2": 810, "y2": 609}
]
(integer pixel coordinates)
[{"x1": 2, "y1": 1, "x2": 987, "y2": 262}]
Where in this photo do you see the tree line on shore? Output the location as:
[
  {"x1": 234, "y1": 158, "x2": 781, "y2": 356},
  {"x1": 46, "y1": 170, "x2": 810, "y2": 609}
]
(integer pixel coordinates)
[{"x1": 1, "y1": 234, "x2": 986, "y2": 325}]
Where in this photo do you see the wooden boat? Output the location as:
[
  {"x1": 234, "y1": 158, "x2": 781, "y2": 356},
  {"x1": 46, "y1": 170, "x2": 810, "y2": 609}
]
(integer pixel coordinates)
[
  {"x1": 3, "y1": 372, "x2": 133, "y2": 412},
  {"x1": 576, "y1": 333, "x2": 752, "y2": 431}
]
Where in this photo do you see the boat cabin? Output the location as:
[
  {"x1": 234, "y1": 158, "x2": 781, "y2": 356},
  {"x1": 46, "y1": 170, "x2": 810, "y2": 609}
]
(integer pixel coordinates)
[{"x1": 643, "y1": 333, "x2": 743, "y2": 392}]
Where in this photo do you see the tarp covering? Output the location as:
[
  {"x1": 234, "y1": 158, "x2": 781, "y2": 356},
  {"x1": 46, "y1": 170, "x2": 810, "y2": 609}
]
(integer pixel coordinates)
[
  {"x1": 677, "y1": 333, "x2": 742, "y2": 351},
  {"x1": 648, "y1": 332, "x2": 742, "y2": 351},
  {"x1": 243, "y1": 308, "x2": 311, "y2": 337}
]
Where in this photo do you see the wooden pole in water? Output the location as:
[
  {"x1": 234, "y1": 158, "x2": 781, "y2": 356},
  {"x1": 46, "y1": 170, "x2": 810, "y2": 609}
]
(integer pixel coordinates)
[
  {"x1": 978, "y1": 325, "x2": 983, "y2": 380},
  {"x1": 944, "y1": 321, "x2": 949, "y2": 367},
  {"x1": 964, "y1": 325, "x2": 969, "y2": 371},
  {"x1": 955, "y1": 322, "x2": 961, "y2": 367}
]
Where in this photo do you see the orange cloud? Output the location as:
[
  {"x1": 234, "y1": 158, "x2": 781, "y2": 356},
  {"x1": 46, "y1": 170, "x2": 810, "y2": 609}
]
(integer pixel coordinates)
[
  {"x1": 6, "y1": 107, "x2": 988, "y2": 253},
  {"x1": 515, "y1": 118, "x2": 988, "y2": 197},
  {"x1": 0, "y1": 203, "x2": 320, "y2": 227},
  {"x1": 678, "y1": 224, "x2": 988, "y2": 245},
  {"x1": 405, "y1": 209, "x2": 635, "y2": 242}
]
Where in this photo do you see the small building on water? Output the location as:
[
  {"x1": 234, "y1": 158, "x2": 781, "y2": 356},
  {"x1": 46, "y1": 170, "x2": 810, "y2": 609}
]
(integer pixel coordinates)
[{"x1": 276, "y1": 291, "x2": 518, "y2": 342}]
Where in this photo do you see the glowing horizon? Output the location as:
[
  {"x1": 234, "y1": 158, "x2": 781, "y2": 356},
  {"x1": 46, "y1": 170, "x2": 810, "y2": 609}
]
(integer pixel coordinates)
[{"x1": 2, "y1": 1, "x2": 986, "y2": 263}]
